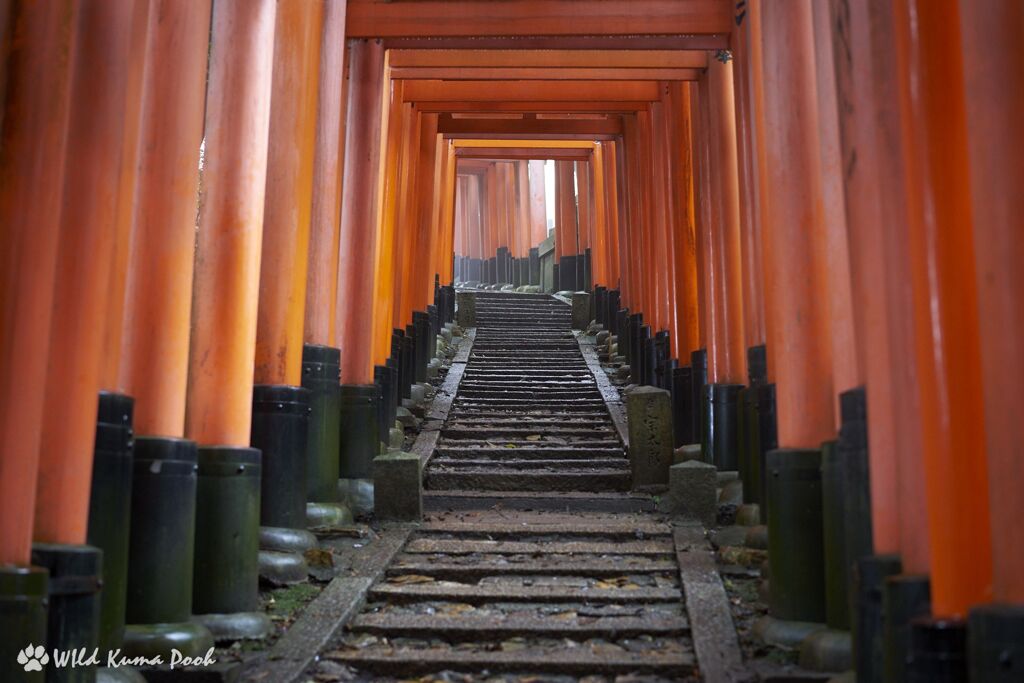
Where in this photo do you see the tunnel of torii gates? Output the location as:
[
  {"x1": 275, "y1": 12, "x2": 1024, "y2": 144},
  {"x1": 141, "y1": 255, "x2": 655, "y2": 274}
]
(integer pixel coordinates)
[{"x1": 0, "y1": 0, "x2": 1022, "y2": 680}]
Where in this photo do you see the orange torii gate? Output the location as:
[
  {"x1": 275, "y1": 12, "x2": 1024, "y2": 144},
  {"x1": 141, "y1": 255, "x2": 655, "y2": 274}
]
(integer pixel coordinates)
[{"x1": 1, "y1": 2, "x2": 1022, "y2": 680}]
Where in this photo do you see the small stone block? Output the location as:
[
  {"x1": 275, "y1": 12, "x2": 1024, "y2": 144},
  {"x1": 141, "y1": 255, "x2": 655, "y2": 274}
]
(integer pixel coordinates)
[
  {"x1": 674, "y1": 443, "x2": 703, "y2": 464},
  {"x1": 668, "y1": 460, "x2": 717, "y2": 527},
  {"x1": 626, "y1": 386, "x2": 674, "y2": 487},
  {"x1": 373, "y1": 453, "x2": 422, "y2": 521},
  {"x1": 571, "y1": 292, "x2": 591, "y2": 330},
  {"x1": 456, "y1": 292, "x2": 476, "y2": 327}
]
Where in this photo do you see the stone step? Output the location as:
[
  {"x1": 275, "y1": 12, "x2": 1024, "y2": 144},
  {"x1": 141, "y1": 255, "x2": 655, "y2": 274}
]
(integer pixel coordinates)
[
  {"x1": 425, "y1": 468, "x2": 631, "y2": 492},
  {"x1": 348, "y1": 612, "x2": 690, "y2": 639},
  {"x1": 328, "y1": 646, "x2": 694, "y2": 677},
  {"x1": 404, "y1": 537, "x2": 675, "y2": 556},
  {"x1": 370, "y1": 580, "x2": 682, "y2": 604}
]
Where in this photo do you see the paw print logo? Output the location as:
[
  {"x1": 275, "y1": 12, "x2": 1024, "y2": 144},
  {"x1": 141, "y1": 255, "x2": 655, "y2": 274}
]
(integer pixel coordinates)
[{"x1": 16, "y1": 644, "x2": 49, "y2": 672}]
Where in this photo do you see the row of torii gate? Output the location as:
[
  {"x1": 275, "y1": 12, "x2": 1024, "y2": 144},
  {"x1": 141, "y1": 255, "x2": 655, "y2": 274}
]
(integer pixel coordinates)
[{"x1": 0, "y1": 1, "x2": 1022, "y2": 682}]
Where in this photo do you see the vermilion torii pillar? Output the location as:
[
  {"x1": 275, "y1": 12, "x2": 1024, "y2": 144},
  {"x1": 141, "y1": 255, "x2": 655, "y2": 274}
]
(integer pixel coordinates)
[
  {"x1": 0, "y1": 2, "x2": 76, "y2": 542},
  {"x1": 338, "y1": 39, "x2": 385, "y2": 386},
  {"x1": 893, "y1": 0, "x2": 991, "y2": 622},
  {"x1": 705, "y1": 58, "x2": 746, "y2": 387},
  {"x1": 959, "y1": 0, "x2": 1024, "y2": 666},
  {"x1": 0, "y1": 2, "x2": 76, "y2": 664},
  {"x1": 187, "y1": 0, "x2": 276, "y2": 451},
  {"x1": 184, "y1": 0, "x2": 277, "y2": 636},
  {"x1": 117, "y1": 0, "x2": 213, "y2": 655},
  {"x1": 305, "y1": 0, "x2": 348, "y2": 350},
  {"x1": 252, "y1": 0, "x2": 324, "y2": 564},
  {"x1": 32, "y1": 0, "x2": 132, "y2": 550},
  {"x1": 255, "y1": 0, "x2": 323, "y2": 389}
]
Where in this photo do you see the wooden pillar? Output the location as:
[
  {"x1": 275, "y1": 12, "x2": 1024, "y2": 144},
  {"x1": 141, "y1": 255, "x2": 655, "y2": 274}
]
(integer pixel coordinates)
[
  {"x1": 0, "y1": 0, "x2": 77, "y2": 564},
  {"x1": 254, "y1": 0, "x2": 323, "y2": 387},
  {"x1": 827, "y1": 0, "x2": 929, "y2": 569},
  {"x1": 812, "y1": 2, "x2": 857, "y2": 427},
  {"x1": 590, "y1": 146, "x2": 609, "y2": 288},
  {"x1": 668, "y1": 83, "x2": 699, "y2": 360},
  {"x1": 555, "y1": 160, "x2": 577, "y2": 258},
  {"x1": 305, "y1": 0, "x2": 348, "y2": 348},
  {"x1": 732, "y1": 12, "x2": 767, "y2": 351},
  {"x1": 413, "y1": 114, "x2": 440, "y2": 308},
  {"x1": 371, "y1": 80, "x2": 405, "y2": 365},
  {"x1": 893, "y1": 0, "x2": 991, "y2": 617},
  {"x1": 185, "y1": 0, "x2": 276, "y2": 447},
  {"x1": 528, "y1": 160, "x2": 548, "y2": 247},
  {"x1": 758, "y1": 0, "x2": 835, "y2": 448},
  {"x1": 690, "y1": 81, "x2": 711, "y2": 351},
  {"x1": 516, "y1": 161, "x2": 532, "y2": 259},
  {"x1": 337, "y1": 39, "x2": 384, "y2": 384},
  {"x1": 706, "y1": 57, "x2": 746, "y2": 384},
  {"x1": 101, "y1": 0, "x2": 150, "y2": 393},
  {"x1": 119, "y1": 0, "x2": 211, "y2": 436},
  {"x1": 959, "y1": 0, "x2": 1024, "y2": 607},
  {"x1": 34, "y1": 0, "x2": 134, "y2": 544},
  {"x1": 603, "y1": 141, "x2": 623, "y2": 290},
  {"x1": 439, "y1": 141, "x2": 457, "y2": 283}
]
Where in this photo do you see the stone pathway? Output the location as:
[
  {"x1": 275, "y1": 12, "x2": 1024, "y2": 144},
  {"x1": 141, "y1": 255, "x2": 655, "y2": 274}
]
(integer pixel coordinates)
[
  {"x1": 425, "y1": 292, "x2": 631, "y2": 493},
  {"x1": 308, "y1": 292, "x2": 745, "y2": 683}
]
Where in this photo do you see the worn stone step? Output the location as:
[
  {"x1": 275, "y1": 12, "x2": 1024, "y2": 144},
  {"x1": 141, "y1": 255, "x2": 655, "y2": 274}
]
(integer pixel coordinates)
[
  {"x1": 425, "y1": 468, "x2": 631, "y2": 492},
  {"x1": 429, "y1": 458, "x2": 628, "y2": 471},
  {"x1": 418, "y1": 521, "x2": 670, "y2": 536},
  {"x1": 441, "y1": 426, "x2": 614, "y2": 439},
  {"x1": 435, "y1": 446, "x2": 624, "y2": 460},
  {"x1": 370, "y1": 581, "x2": 681, "y2": 604},
  {"x1": 348, "y1": 613, "x2": 690, "y2": 639},
  {"x1": 405, "y1": 538, "x2": 675, "y2": 556},
  {"x1": 385, "y1": 558, "x2": 679, "y2": 580}
]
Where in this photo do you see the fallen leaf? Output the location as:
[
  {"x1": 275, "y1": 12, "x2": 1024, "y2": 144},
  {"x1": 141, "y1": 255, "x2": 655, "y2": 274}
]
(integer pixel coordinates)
[{"x1": 388, "y1": 574, "x2": 435, "y2": 585}]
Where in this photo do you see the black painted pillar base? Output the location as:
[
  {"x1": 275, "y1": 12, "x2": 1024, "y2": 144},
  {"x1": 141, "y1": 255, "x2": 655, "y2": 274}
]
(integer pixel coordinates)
[
  {"x1": 302, "y1": 345, "x2": 342, "y2": 508},
  {"x1": 907, "y1": 616, "x2": 966, "y2": 683},
  {"x1": 767, "y1": 448, "x2": 826, "y2": 623},
  {"x1": 338, "y1": 383, "x2": 380, "y2": 517},
  {"x1": 968, "y1": 603, "x2": 1024, "y2": 682},
  {"x1": 192, "y1": 446, "x2": 271, "y2": 642},
  {"x1": 704, "y1": 383, "x2": 744, "y2": 470},
  {"x1": 883, "y1": 574, "x2": 932, "y2": 683},
  {"x1": 671, "y1": 366, "x2": 695, "y2": 447},
  {"x1": 755, "y1": 383, "x2": 778, "y2": 519},
  {"x1": 690, "y1": 349, "x2": 708, "y2": 449},
  {"x1": 854, "y1": 554, "x2": 903, "y2": 683},
  {"x1": 31, "y1": 543, "x2": 102, "y2": 683},
  {"x1": 0, "y1": 565, "x2": 47, "y2": 682},
  {"x1": 123, "y1": 436, "x2": 213, "y2": 659},
  {"x1": 87, "y1": 391, "x2": 134, "y2": 655},
  {"x1": 251, "y1": 386, "x2": 310, "y2": 531}
]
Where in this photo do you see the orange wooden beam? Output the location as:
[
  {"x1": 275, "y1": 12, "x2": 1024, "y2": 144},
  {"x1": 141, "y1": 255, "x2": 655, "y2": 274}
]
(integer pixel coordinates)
[
  {"x1": 439, "y1": 114, "x2": 622, "y2": 138},
  {"x1": 403, "y1": 80, "x2": 661, "y2": 103},
  {"x1": 346, "y1": 0, "x2": 732, "y2": 39},
  {"x1": 416, "y1": 100, "x2": 650, "y2": 114},
  {"x1": 391, "y1": 66, "x2": 702, "y2": 81},
  {"x1": 388, "y1": 49, "x2": 709, "y2": 69}
]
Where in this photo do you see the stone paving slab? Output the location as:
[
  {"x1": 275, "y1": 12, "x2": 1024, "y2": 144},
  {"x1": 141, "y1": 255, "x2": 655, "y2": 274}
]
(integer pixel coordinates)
[{"x1": 674, "y1": 524, "x2": 748, "y2": 683}]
